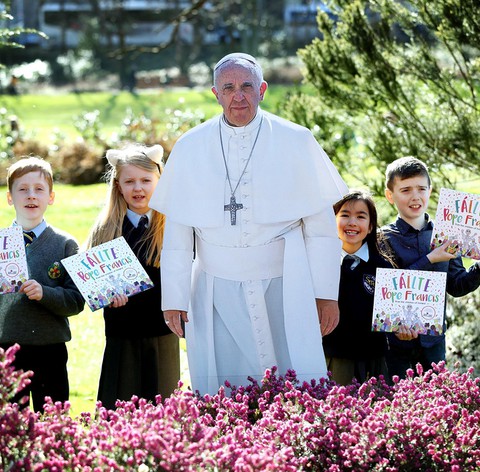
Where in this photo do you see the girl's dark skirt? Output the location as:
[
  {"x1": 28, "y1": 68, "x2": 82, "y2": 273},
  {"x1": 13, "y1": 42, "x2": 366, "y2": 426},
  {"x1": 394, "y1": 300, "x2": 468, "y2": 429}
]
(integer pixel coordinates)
[{"x1": 97, "y1": 333, "x2": 180, "y2": 410}]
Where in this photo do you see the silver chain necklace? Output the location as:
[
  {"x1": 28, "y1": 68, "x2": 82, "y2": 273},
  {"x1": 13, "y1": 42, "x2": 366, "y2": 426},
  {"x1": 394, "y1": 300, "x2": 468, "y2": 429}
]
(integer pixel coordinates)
[{"x1": 219, "y1": 116, "x2": 264, "y2": 225}]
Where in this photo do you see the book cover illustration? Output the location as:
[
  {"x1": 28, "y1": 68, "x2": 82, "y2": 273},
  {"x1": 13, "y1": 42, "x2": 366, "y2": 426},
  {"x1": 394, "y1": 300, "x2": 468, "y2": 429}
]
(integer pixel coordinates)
[
  {"x1": 0, "y1": 226, "x2": 29, "y2": 294},
  {"x1": 372, "y1": 268, "x2": 447, "y2": 336},
  {"x1": 62, "y1": 236, "x2": 154, "y2": 311},
  {"x1": 430, "y1": 188, "x2": 480, "y2": 260}
]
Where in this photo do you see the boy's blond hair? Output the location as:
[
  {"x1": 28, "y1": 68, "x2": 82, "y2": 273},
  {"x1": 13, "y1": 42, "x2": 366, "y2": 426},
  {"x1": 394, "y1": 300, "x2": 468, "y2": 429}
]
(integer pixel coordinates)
[{"x1": 6, "y1": 156, "x2": 54, "y2": 192}]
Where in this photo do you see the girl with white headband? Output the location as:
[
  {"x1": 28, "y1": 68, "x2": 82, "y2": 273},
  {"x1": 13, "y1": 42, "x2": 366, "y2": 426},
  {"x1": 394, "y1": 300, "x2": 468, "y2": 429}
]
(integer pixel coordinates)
[{"x1": 86, "y1": 143, "x2": 180, "y2": 409}]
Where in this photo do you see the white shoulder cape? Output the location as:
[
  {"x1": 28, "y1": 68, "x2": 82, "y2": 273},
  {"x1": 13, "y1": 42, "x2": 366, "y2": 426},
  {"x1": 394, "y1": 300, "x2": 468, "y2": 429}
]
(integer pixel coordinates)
[{"x1": 149, "y1": 110, "x2": 348, "y2": 227}]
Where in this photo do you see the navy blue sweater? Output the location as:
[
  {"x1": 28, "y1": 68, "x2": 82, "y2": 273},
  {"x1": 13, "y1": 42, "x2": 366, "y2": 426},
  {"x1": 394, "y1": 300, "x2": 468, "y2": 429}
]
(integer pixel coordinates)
[
  {"x1": 381, "y1": 215, "x2": 480, "y2": 348},
  {"x1": 323, "y1": 251, "x2": 392, "y2": 360}
]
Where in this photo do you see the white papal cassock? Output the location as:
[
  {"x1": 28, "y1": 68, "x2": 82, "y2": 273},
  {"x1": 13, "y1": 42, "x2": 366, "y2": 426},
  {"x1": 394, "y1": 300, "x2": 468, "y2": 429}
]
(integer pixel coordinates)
[{"x1": 149, "y1": 109, "x2": 348, "y2": 395}]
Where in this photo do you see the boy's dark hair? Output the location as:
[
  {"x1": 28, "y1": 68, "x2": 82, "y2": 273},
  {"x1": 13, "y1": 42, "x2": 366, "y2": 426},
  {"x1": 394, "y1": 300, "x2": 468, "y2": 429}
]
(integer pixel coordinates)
[{"x1": 385, "y1": 156, "x2": 431, "y2": 191}]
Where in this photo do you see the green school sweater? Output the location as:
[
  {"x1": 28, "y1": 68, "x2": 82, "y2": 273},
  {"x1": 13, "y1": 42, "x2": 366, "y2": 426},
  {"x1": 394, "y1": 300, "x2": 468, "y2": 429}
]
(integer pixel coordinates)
[{"x1": 0, "y1": 226, "x2": 84, "y2": 345}]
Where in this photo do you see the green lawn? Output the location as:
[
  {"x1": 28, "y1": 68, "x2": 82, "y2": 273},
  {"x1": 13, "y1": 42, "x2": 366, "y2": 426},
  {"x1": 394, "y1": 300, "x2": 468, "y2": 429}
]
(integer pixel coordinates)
[{"x1": 0, "y1": 86, "x2": 293, "y2": 142}]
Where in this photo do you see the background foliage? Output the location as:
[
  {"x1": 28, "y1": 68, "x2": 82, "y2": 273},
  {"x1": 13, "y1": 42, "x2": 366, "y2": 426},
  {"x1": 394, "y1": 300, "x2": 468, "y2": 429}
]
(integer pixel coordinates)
[{"x1": 285, "y1": 0, "x2": 480, "y2": 197}]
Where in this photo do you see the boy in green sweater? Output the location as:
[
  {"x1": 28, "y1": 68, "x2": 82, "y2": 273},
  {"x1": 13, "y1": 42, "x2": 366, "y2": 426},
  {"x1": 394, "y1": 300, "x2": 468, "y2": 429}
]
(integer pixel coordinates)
[{"x1": 0, "y1": 156, "x2": 84, "y2": 412}]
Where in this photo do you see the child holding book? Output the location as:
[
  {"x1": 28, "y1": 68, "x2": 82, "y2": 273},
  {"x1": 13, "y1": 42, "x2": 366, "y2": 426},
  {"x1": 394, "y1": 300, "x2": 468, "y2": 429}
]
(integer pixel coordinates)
[
  {"x1": 0, "y1": 156, "x2": 84, "y2": 412},
  {"x1": 323, "y1": 190, "x2": 396, "y2": 385},
  {"x1": 382, "y1": 156, "x2": 480, "y2": 379},
  {"x1": 86, "y1": 144, "x2": 179, "y2": 409}
]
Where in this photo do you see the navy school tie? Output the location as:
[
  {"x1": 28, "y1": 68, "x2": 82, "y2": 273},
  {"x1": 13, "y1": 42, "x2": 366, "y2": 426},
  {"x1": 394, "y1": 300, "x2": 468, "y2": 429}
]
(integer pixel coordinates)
[
  {"x1": 137, "y1": 215, "x2": 148, "y2": 231},
  {"x1": 343, "y1": 254, "x2": 360, "y2": 270},
  {"x1": 23, "y1": 230, "x2": 36, "y2": 246}
]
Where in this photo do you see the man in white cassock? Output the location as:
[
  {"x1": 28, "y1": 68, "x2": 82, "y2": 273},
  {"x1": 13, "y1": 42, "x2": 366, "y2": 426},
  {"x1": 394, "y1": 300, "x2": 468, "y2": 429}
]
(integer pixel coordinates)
[{"x1": 149, "y1": 52, "x2": 348, "y2": 396}]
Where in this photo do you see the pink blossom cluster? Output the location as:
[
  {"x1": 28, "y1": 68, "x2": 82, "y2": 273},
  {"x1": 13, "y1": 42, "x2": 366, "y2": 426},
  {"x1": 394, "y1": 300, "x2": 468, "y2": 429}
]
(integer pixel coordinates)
[{"x1": 1, "y1": 345, "x2": 479, "y2": 471}]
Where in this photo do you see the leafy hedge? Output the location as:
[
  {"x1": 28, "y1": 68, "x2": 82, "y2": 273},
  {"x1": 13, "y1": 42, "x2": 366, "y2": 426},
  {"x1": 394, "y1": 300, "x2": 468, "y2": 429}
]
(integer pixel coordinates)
[
  {"x1": 0, "y1": 106, "x2": 206, "y2": 186},
  {"x1": 1, "y1": 345, "x2": 479, "y2": 471}
]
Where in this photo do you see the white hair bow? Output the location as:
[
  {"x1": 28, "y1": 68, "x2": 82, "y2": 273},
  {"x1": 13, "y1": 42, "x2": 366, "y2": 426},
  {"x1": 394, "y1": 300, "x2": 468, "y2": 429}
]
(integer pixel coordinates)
[{"x1": 106, "y1": 144, "x2": 164, "y2": 166}]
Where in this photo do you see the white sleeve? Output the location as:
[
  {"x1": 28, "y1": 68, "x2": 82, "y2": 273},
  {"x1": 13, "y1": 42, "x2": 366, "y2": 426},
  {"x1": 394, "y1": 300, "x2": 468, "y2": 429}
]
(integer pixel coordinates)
[
  {"x1": 303, "y1": 206, "x2": 342, "y2": 300},
  {"x1": 160, "y1": 217, "x2": 194, "y2": 311}
]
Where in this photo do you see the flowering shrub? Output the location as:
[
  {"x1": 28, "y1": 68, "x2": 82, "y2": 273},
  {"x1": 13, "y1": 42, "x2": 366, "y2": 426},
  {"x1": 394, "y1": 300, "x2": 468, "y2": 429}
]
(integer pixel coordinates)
[{"x1": 1, "y1": 345, "x2": 479, "y2": 471}]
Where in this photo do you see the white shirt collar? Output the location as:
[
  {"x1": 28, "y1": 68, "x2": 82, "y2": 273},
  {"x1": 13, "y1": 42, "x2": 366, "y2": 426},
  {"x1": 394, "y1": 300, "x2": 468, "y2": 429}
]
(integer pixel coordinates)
[
  {"x1": 13, "y1": 219, "x2": 47, "y2": 238},
  {"x1": 126, "y1": 209, "x2": 152, "y2": 228},
  {"x1": 221, "y1": 108, "x2": 263, "y2": 136},
  {"x1": 341, "y1": 242, "x2": 370, "y2": 264}
]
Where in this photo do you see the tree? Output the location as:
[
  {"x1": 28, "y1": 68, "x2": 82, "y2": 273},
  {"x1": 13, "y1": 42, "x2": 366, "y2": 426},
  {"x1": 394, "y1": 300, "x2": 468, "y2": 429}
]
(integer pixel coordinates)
[
  {"x1": 172, "y1": 0, "x2": 286, "y2": 72},
  {"x1": 96, "y1": 0, "x2": 285, "y2": 86},
  {"x1": 0, "y1": 1, "x2": 46, "y2": 58},
  {"x1": 0, "y1": 1, "x2": 45, "y2": 157},
  {"x1": 284, "y1": 0, "x2": 480, "y2": 373},
  {"x1": 446, "y1": 290, "x2": 480, "y2": 374},
  {"x1": 284, "y1": 0, "x2": 480, "y2": 199},
  {"x1": 78, "y1": 0, "x2": 211, "y2": 86}
]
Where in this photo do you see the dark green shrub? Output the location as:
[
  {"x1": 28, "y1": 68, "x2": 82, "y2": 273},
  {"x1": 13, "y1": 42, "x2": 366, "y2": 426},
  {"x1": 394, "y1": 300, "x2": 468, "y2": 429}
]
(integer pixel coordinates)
[{"x1": 447, "y1": 289, "x2": 480, "y2": 375}]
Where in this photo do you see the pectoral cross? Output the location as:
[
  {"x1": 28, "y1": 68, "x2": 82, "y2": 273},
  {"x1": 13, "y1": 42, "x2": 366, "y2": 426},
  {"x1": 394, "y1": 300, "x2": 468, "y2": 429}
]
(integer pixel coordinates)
[{"x1": 224, "y1": 195, "x2": 243, "y2": 225}]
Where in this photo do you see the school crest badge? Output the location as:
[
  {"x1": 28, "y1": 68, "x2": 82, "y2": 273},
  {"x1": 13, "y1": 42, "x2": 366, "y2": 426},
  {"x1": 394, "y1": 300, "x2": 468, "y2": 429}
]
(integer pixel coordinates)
[
  {"x1": 48, "y1": 262, "x2": 62, "y2": 279},
  {"x1": 363, "y1": 274, "x2": 375, "y2": 295}
]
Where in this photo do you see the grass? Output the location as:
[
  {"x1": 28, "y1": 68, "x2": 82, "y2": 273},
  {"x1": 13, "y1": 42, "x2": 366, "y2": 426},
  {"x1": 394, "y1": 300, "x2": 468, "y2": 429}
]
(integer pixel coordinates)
[
  {"x1": 0, "y1": 86, "x2": 293, "y2": 142},
  {"x1": 0, "y1": 90, "x2": 214, "y2": 141}
]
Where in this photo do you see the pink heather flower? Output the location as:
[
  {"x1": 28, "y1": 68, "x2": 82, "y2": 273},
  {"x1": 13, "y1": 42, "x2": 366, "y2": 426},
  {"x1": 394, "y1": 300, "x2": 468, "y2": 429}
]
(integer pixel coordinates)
[{"x1": 1, "y1": 356, "x2": 480, "y2": 470}]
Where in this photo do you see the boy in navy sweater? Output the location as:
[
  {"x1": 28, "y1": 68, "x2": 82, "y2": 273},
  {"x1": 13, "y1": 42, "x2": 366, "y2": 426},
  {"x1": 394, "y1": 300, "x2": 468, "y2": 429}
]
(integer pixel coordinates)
[{"x1": 382, "y1": 156, "x2": 480, "y2": 379}]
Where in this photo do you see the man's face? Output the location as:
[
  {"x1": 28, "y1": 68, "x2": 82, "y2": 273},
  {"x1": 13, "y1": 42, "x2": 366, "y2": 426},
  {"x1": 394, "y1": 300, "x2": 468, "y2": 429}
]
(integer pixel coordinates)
[{"x1": 212, "y1": 64, "x2": 267, "y2": 127}]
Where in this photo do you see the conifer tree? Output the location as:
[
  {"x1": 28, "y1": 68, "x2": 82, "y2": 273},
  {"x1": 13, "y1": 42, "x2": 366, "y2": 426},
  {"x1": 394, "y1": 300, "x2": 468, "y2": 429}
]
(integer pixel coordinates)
[{"x1": 285, "y1": 0, "x2": 480, "y2": 197}]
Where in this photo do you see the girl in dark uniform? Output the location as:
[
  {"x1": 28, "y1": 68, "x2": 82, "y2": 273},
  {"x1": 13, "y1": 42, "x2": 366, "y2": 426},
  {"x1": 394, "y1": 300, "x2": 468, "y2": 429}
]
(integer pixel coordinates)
[{"x1": 86, "y1": 144, "x2": 179, "y2": 409}]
